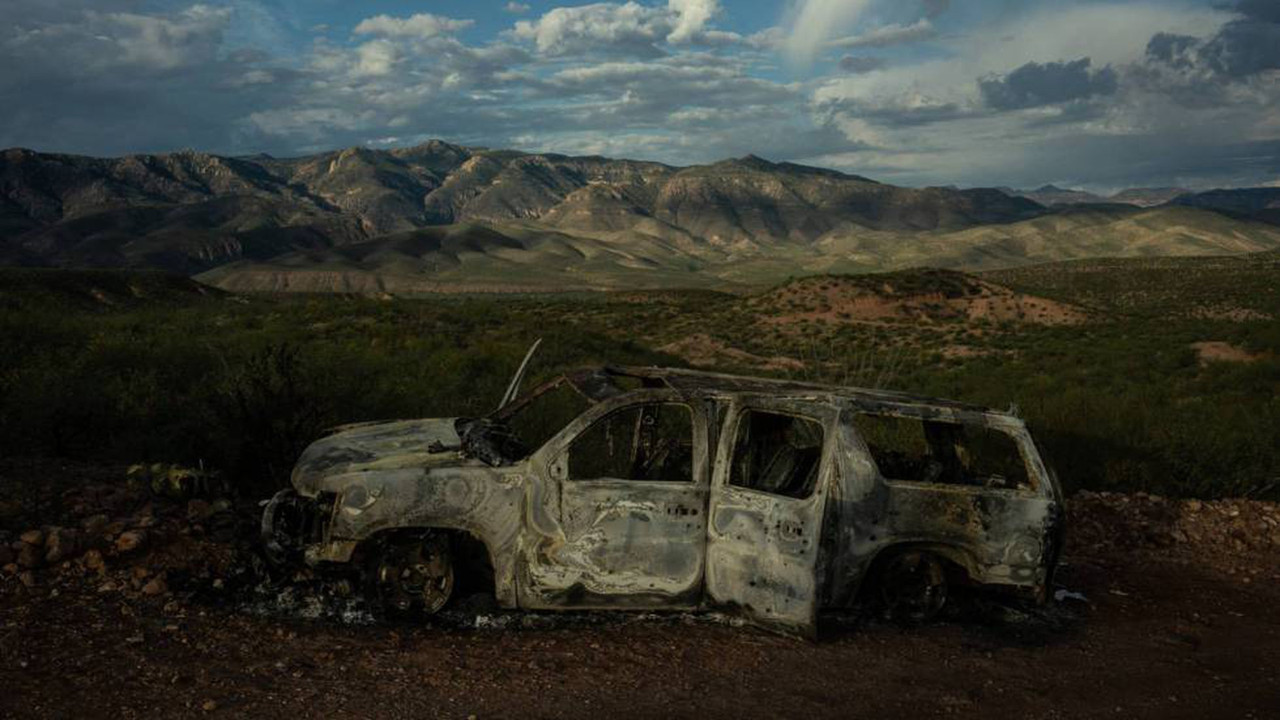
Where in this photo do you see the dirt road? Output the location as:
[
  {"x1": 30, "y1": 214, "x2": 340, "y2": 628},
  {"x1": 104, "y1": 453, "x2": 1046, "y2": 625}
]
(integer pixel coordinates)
[{"x1": 2, "y1": 462, "x2": 1278, "y2": 719}]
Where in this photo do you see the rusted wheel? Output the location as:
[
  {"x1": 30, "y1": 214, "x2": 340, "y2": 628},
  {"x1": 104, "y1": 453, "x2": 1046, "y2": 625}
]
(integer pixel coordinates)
[
  {"x1": 878, "y1": 550, "x2": 948, "y2": 624},
  {"x1": 369, "y1": 533, "x2": 455, "y2": 619}
]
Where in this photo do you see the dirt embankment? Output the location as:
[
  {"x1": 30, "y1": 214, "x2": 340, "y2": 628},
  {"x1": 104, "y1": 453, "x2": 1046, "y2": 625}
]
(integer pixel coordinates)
[
  {"x1": 1190, "y1": 341, "x2": 1265, "y2": 365},
  {"x1": 748, "y1": 271, "x2": 1090, "y2": 329},
  {"x1": 659, "y1": 334, "x2": 805, "y2": 371},
  {"x1": 3, "y1": 459, "x2": 1279, "y2": 719}
]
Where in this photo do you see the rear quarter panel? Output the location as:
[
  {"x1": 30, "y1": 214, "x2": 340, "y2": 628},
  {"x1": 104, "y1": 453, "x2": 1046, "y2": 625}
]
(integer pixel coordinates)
[{"x1": 821, "y1": 407, "x2": 1060, "y2": 607}]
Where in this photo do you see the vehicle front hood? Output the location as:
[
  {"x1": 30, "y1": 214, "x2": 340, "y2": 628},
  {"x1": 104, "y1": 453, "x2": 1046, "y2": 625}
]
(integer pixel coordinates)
[{"x1": 291, "y1": 417, "x2": 478, "y2": 495}]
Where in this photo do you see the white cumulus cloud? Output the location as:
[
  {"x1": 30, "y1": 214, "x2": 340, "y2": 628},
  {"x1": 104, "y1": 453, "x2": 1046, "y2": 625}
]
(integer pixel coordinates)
[
  {"x1": 783, "y1": 0, "x2": 874, "y2": 67},
  {"x1": 512, "y1": 2, "x2": 669, "y2": 55},
  {"x1": 829, "y1": 19, "x2": 936, "y2": 50},
  {"x1": 353, "y1": 13, "x2": 474, "y2": 39},
  {"x1": 667, "y1": 0, "x2": 719, "y2": 44},
  {"x1": 510, "y1": 0, "x2": 730, "y2": 56}
]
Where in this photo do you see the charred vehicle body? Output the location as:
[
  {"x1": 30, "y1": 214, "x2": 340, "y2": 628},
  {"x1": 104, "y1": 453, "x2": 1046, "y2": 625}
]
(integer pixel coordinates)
[{"x1": 262, "y1": 353, "x2": 1063, "y2": 637}]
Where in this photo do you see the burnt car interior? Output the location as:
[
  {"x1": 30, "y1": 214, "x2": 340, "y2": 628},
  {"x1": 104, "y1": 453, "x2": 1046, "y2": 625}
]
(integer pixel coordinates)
[
  {"x1": 851, "y1": 413, "x2": 1032, "y2": 491},
  {"x1": 460, "y1": 369, "x2": 661, "y2": 466},
  {"x1": 568, "y1": 403, "x2": 694, "y2": 482},
  {"x1": 729, "y1": 410, "x2": 825, "y2": 499}
]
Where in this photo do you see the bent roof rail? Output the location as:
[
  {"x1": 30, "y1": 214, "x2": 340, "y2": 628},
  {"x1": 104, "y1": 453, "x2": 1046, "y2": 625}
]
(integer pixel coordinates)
[{"x1": 602, "y1": 366, "x2": 1006, "y2": 416}]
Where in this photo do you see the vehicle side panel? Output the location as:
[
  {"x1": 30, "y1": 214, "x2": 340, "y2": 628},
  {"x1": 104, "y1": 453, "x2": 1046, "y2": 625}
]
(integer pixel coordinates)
[
  {"x1": 515, "y1": 390, "x2": 713, "y2": 609},
  {"x1": 822, "y1": 403, "x2": 1061, "y2": 607},
  {"x1": 319, "y1": 466, "x2": 527, "y2": 607},
  {"x1": 704, "y1": 398, "x2": 835, "y2": 637}
]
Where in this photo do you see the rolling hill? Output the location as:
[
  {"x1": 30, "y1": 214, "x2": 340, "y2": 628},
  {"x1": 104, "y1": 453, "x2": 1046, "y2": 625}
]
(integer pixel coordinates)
[{"x1": 196, "y1": 204, "x2": 1280, "y2": 293}]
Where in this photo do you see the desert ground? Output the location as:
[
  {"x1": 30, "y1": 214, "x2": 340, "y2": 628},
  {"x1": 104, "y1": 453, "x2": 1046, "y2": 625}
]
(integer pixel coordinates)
[{"x1": 2, "y1": 459, "x2": 1279, "y2": 719}]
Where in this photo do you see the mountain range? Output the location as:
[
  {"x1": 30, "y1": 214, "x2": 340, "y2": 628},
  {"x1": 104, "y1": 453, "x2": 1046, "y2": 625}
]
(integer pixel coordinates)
[
  {"x1": 3, "y1": 141, "x2": 1280, "y2": 292},
  {"x1": 1001, "y1": 184, "x2": 1193, "y2": 208}
]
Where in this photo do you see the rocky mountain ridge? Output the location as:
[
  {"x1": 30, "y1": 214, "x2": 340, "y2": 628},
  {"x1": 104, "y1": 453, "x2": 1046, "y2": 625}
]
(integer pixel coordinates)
[
  {"x1": 3, "y1": 142, "x2": 1280, "y2": 289},
  {"x1": 1002, "y1": 184, "x2": 1192, "y2": 208},
  {"x1": 0, "y1": 141, "x2": 1043, "y2": 273}
]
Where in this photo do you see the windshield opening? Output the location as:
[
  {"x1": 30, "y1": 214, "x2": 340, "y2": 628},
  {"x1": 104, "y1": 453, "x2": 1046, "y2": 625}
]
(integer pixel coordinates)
[
  {"x1": 457, "y1": 374, "x2": 598, "y2": 466},
  {"x1": 497, "y1": 378, "x2": 595, "y2": 455}
]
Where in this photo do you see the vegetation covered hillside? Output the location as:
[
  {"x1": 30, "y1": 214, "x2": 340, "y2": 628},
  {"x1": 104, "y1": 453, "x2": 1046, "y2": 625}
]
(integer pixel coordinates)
[{"x1": 1, "y1": 256, "x2": 1277, "y2": 501}]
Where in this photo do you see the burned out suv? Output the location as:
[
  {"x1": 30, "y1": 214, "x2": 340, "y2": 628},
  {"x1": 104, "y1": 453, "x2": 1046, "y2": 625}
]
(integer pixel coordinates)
[{"x1": 262, "y1": 350, "x2": 1063, "y2": 637}]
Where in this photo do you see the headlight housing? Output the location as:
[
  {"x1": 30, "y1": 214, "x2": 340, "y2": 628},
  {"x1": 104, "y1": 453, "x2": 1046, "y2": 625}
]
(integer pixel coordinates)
[{"x1": 341, "y1": 482, "x2": 381, "y2": 515}]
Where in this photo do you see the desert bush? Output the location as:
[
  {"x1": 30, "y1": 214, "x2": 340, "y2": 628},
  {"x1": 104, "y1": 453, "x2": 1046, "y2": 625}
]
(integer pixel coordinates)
[
  {"x1": 1, "y1": 268, "x2": 1277, "y2": 500},
  {"x1": 0, "y1": 281, "x2": 676, "y2": 496}
]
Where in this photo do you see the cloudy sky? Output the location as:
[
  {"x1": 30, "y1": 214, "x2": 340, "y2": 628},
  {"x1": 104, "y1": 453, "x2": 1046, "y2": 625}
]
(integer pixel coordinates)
[{"x1": 2, "y1": 0, "x2": 1278, "y2": 190}]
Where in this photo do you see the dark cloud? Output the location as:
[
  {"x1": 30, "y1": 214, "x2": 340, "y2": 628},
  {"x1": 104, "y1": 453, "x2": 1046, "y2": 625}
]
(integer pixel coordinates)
[
  {"x1": 1145, "y1": 32, "x2": 1198, "y2": 69},
  {"x1": 979, "y1": 58, "x2": 1118, "y2": 111},
  {"x1": 838, "y1": 55, "x2": 885, "y2": 73},
  {"x1": 1144, "y1": 3, "x2": 1280, "y2": 80},
  {"x1": 922, "y1": 0, "x2": 950, "y2": 19},
  {"x1": 1235, "y1": 0, "x2": 1280, "y2": 24},
  {"x1": 0, "y1": 4, "x2": 302, "y2": 155},
  {"x1": 860, "y1": 102, "x2": 969, "y2": 127},
  {"x1": 1199, "y1": 17, "x2": 1280, "y2": 77}
]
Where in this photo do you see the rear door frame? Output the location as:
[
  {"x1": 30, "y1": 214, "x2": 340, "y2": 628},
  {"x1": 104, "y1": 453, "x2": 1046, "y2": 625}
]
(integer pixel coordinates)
[{"x1": 703, "y1": 395, "x2": 838, "y2": 638}]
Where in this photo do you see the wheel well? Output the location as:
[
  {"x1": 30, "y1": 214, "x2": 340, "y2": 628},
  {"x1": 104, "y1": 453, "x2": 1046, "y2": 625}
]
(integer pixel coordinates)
[
  {"x1": 858, "y1": 542, "x2": 977, "y2": 601},
  {"x1": 353, "y1": 527, "x2": 496, "y2": 598}
]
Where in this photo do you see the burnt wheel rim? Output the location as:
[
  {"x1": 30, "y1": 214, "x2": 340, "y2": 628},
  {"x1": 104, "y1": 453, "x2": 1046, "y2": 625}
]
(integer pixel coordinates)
[
  {"x1": 376, "y1": 536, "x2": 454, "y2": 616},
  {"x1": 881, "y1": 552, "x2": 947, "y2": 622}
]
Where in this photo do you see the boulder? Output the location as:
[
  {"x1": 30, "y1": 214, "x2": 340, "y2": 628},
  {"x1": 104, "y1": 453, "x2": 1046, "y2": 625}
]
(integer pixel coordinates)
[
  {"x1": 82, "y1": 549, "x2": 105, "y2": 573},
  {"x1": 19, "y1": 529, "x2": 44, "y2": 547},
  {"x1": 81, "y1": 514, "x2": 109, "y2": 539},
  {"x1": 115, "y1": 530, "x2": 147, "y2": 554},
  {"x1": 44, "y1": 527, "x2": 79, "y2": 564},
  {"x1": 16, "y1": 543, "x2": 42, "y2": 569},
  {"x1": 142, "y1": 576, "x2": 168, "y2": 596}
]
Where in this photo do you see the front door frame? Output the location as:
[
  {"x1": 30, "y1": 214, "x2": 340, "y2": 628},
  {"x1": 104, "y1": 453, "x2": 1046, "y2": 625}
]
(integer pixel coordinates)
[{"x1": 516, "y1": 389, "x2": 711, "y2": 609}]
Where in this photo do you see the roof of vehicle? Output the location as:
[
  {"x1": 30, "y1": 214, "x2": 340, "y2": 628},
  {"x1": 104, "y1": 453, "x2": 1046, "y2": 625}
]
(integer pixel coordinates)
[{"x1": 593, "y1": 366, "x2": 1012, "y2": 417}]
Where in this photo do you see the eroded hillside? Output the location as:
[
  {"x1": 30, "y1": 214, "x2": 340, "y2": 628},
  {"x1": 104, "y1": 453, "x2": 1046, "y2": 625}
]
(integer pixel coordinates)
[{"x1": 7, "y1": 143, "x2": 1280, "y2": 290}]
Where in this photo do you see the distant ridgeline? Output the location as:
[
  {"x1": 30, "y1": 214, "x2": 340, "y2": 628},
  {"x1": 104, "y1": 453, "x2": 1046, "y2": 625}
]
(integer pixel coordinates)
[{"x1": 3, "y1": 143, "x2": 1279, "y2": 292}]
